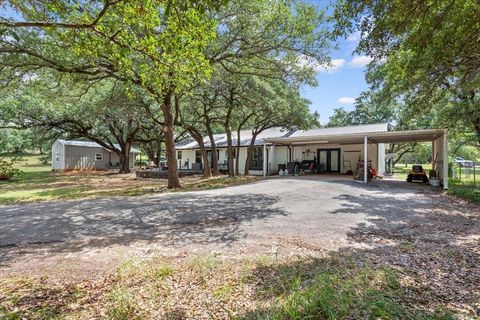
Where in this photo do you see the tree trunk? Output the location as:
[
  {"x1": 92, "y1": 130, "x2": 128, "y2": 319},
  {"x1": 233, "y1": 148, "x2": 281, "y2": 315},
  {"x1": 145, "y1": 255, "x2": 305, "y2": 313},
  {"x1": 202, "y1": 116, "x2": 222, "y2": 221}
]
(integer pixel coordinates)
[
  {"x1": 224, "y1": 103, "x2": 234, "y2": 177},
  {"x1": 235, "y1": 128, "x2": 241, "y2": 175},
  {"x1": 225, "y1": 125, "x2": 234, "y2": 177},
  {"x1": 391, "y1": 142, "x2": 417, "y2": 167},
  {"x1": 118, "y1": 143, "x2": 132, "y2": 173},
  {"x1": 162, "y1": 90, "x2": 181, "y2": 189},
  {"x1": 206, "y1": 126, "x2": 220, "y2": 176},
  {"x1": 244, "y1": 133, "x2": 258, "y2": 176},
  {"x1": 188, "y1": 128, "x2": 211, "y2": 178},
  {"x1": 473, "y1": 117, "x2": 480, "y2": 145}
]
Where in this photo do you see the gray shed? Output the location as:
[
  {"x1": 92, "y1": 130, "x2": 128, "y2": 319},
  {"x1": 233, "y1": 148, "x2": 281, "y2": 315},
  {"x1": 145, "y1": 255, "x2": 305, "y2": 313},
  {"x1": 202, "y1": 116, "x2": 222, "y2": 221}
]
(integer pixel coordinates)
[{"x1": 51, "y1": 139, "x2": 140, "y2": 171}]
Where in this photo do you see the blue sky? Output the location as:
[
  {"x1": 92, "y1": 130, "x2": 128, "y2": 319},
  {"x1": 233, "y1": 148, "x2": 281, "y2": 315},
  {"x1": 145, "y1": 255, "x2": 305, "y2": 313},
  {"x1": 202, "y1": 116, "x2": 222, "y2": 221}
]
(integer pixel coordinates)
[
  {"x1": 1, "y1": 2, "x2": 367, "y2": 124},
  {"x1": 301, "y1": 34, "x2": 370, "y2": 124},
  {"x1": 301, "y1": 0, "x2": 369, "y2": 124}
]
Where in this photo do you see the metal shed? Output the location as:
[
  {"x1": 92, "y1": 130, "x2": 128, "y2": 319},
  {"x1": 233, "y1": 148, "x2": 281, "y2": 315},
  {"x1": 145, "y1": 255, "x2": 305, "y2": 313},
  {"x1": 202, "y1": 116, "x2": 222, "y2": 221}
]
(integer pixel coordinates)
[{"x1": 51, "y1": 139, "x2": 140, "y2": 171}]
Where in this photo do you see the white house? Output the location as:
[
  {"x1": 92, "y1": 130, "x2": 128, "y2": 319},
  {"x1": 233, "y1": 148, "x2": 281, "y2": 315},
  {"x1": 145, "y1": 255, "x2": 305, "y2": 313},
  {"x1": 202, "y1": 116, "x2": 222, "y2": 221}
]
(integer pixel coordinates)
[
  {"x1": 51, "y1": 139, "x2": 140, "y2": 171},
  {"x1": 175, "y1": 123, "x2": 449, "y2": 189}
]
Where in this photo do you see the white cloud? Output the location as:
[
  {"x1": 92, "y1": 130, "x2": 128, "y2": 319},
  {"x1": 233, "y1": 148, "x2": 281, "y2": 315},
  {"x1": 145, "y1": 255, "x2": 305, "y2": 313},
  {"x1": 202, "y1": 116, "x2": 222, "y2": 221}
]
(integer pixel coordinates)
[
  {"x1": 296, "y1": 56, "x2": 346, "y2": 74},
  {"x1": 350, "y1": 55, "x2": 373, "y2": 68},
  {"x1": 347, "y1": 31, "x2": 361, "y2": 42},
  {"x1": 317, "y1": 59, "x2": 346, "y2": 73},
  {"x1": 337, "y1": 97, "x2": 356, "y2": 104}
]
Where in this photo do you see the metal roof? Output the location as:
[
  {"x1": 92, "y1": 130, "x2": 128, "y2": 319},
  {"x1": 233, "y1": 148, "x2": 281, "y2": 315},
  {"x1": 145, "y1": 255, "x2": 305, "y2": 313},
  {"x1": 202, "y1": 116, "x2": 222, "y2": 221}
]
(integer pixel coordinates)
[
  {"x1": 265, "y1": 128, "x2": 446, "y2": 145},
  {"x1": 289, "y1": 123, "x2": 388, "y2": 138},
  {"x1": 175, "y1": 127, "x2": 293, "y2": 150},
  {"x1": 57, "y1": 139, "x2": 141, "y2": 153}
]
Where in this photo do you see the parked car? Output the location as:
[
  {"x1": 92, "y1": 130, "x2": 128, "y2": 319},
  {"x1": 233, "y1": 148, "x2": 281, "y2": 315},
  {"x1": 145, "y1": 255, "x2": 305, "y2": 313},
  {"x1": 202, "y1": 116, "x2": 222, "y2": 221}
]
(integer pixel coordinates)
[{"x1": 454, "y1": 156, "x2": 474, "y2": 167}]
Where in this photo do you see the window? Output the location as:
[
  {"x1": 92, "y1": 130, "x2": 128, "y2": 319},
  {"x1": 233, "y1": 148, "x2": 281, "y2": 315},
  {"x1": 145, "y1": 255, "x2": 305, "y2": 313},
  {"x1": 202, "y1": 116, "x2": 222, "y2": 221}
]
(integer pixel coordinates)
[
  {"x1": 249, "y1": 147, "x2": 263, "y2": 170},
  {"x1": 95, "y1": 153, "x2": 103, "y2": 161},
  {"x1": 195, "y1": 150, "x2": 202, "y2": 163},
  {"x1": 177, "y1": 150, "x2": 182, "y2": 159},
  {"x1": 232, "y1": 148, "x2": 236, "y2": 159},
  {"x1": 55, "y1": 153, "x2": 60, "y2": 162}
]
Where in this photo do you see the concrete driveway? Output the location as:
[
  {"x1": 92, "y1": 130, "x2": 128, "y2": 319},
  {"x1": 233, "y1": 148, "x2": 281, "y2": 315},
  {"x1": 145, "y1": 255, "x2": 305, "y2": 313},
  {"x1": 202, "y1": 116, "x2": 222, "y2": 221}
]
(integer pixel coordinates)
[{"x1": 0, "y1": 175, "x2": 474, "y2": 277}]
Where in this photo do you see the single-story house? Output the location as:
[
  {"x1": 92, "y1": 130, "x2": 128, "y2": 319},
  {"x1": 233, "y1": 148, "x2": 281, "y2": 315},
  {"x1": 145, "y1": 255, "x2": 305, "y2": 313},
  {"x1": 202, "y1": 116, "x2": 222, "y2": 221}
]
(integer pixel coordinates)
[
  {"x1": 51, "y1": 139, "x2": 140, "y2": 171},
  {"x1": 175, "y1": 123, "x2": 449, "y2": 189}
]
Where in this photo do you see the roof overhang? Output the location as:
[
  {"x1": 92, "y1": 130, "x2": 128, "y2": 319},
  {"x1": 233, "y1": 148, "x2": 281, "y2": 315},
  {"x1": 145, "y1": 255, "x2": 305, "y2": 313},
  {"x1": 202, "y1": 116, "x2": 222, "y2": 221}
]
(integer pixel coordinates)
[{"x1": 264, "y1": 128, "x2": 446, "y2": 145}]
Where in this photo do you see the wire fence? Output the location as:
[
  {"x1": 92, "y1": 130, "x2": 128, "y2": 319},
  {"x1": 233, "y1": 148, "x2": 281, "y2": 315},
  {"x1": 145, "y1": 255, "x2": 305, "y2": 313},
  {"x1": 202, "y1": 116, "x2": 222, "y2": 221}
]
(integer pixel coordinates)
[{"x1": 451, "y1": 162, "x2": 479, "y2": 188}]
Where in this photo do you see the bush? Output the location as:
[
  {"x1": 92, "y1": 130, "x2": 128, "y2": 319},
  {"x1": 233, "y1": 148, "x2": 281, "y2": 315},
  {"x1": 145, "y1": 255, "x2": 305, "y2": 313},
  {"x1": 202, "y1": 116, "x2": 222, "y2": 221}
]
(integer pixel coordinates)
[
  {"x1": 0, "y1": 158, "x2": 22, "y2": 180},
  {"x1": 134, "y1": 159, "x2": 149, "y2": 166}
]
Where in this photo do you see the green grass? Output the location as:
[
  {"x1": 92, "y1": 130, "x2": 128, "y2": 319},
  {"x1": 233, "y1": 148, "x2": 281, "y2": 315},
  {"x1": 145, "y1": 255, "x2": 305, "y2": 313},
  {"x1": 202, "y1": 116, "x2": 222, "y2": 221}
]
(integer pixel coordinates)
[
  {"x1": 107, "y1": 287, "x2": 141, "y2": 320},
  {"x1": 243, "y1": 267, "x2": 454, "y2": 320},
  {"x1": 0, "y1": 154, "x2": 259, "y2": 204},
  {"x1": 448, "y1": 179, "x2": 480, "y2": 203}
]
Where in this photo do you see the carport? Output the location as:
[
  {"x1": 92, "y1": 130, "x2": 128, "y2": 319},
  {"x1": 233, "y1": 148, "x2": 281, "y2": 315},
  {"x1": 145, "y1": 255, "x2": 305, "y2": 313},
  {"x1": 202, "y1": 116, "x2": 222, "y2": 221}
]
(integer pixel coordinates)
[{"x1": 263, "y1": 128, "x2": 448, "y2": 190}]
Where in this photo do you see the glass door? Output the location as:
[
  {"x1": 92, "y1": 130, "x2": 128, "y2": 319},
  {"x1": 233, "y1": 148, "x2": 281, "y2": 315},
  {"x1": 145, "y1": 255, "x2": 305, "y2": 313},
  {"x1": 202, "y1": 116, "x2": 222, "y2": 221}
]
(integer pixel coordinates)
[{"x1": 317, "y1": 149, "x2": 341, "y2": 173}]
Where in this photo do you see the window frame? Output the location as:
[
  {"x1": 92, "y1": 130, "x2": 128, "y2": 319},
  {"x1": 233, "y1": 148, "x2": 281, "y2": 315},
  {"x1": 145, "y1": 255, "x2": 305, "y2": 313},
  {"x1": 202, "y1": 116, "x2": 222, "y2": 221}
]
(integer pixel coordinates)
[
  {"x1": 95, "y1": 153, "x2": 104, "y2": 161},
  {"x1": 177, "y1": 150, "x2": 182, "y2": 159},
  {"x1": 55, "y1": 152, "x2": 60, "y2": 162},
  {"x1": 248, "y1": 147, "x2": 263, "y2": 170}
]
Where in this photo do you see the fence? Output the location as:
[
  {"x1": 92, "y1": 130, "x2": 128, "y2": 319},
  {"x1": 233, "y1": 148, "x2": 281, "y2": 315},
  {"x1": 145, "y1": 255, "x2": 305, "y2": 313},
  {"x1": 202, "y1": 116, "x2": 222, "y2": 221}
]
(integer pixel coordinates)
[{"x1": 451, "y1": 161, "x2": 479, "y2": 188}]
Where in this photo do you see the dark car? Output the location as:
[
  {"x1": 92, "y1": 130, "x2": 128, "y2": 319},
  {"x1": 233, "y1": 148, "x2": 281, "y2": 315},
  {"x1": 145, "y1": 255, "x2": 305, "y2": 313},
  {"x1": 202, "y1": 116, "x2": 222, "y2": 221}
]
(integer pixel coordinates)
[{"x1": 407, "y1": 165, "x2": 429, "y2": 183}]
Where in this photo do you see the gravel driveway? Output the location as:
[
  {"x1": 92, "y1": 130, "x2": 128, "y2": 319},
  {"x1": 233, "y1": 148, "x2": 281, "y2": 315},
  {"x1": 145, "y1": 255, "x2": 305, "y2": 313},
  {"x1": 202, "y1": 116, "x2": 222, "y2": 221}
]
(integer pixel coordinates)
[{"x1": 1, "y1": 176, "x2": 478, "y2": 281}]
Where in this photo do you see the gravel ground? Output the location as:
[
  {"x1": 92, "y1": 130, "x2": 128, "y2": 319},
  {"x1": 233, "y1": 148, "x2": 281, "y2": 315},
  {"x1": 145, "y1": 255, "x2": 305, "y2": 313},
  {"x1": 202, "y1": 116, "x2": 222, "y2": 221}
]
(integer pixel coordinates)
[
  {"x1": 1, "y1": 175, "x2": 479, "y2": 316},
  {"x1": 0, "y1": 176, "x2": 473, "y2": 274}
]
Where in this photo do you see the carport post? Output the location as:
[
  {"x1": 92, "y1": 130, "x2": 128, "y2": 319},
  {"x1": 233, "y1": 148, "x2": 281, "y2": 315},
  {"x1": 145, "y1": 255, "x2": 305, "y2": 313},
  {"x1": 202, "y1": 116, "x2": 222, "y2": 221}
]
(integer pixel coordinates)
[
  {"x1": 364, "y1": 136, "x2": 368, "y2": 183},
  {"x1": 263, "y1": 141, "x2": 267, "y2": 177}
]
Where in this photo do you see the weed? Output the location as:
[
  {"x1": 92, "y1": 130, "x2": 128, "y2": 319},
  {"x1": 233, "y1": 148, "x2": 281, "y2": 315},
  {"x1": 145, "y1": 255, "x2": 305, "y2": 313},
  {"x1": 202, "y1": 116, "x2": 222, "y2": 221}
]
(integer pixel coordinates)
[{"x1": 107, "y1": 287, "x2": 140, "y2": 320}]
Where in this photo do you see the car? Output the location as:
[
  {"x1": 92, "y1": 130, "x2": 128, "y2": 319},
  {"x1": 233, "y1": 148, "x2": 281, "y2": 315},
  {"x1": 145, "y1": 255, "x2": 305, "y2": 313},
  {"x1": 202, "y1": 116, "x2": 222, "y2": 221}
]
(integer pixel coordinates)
[
  {"x1": 454, "y1": 156, "x2": 474, "y2": 168},
  {"x1": 407, "y1": 165, "x2": 429, "y2": 183}
]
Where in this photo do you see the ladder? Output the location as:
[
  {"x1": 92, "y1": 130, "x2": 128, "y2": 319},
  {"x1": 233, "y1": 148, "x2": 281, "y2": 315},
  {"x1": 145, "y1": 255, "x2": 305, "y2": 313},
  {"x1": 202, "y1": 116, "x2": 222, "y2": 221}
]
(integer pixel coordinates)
[{"x1": 343, "y1": 160, "x2": 352, "y2": 173}]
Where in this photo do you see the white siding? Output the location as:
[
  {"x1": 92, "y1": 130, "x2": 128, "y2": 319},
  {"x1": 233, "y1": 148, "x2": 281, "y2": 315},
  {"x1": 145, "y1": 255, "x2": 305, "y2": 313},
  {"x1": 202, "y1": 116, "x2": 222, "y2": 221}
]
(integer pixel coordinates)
[{"x1": 51, "y1": 140, "x2": 65, "y2": 171}]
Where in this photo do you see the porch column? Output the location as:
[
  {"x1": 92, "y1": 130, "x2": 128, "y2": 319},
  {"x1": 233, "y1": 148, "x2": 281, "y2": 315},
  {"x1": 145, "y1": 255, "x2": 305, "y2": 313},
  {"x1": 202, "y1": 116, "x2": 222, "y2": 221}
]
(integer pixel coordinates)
[
  {"x1": 443, "y1": 130, "x2": 448, "y2": 190},
  {"x1": 364, "y1": 136, "x2": 368, "y2": 183},
  {"x1": 263, "y1": 141, "x2": 267, "y2": 177}
]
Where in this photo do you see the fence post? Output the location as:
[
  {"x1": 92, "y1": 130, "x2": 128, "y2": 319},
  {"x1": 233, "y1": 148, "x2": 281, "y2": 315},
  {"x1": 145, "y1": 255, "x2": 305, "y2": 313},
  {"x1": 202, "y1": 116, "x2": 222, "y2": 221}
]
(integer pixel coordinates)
[{"x1": 474, "y1": 161, "x2": 477, "y2": 187}]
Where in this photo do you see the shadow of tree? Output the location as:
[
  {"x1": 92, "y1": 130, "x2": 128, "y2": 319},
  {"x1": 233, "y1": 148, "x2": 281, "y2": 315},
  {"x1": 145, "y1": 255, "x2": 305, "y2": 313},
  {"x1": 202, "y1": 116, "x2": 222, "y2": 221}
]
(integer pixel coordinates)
[
  {"x1": 0, "y1": 193, "x2": 285, "y2": 265},
  {"x1": 240, "y1": 187, "x2": 480, "y2": 318}
]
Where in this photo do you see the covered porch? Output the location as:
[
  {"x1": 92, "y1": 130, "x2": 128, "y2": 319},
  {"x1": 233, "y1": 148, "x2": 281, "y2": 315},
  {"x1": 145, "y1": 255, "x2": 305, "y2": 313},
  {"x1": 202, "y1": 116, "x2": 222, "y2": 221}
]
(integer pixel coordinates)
[{"x1": 263, "y1": 128, "x2": 449, "y2": 190}]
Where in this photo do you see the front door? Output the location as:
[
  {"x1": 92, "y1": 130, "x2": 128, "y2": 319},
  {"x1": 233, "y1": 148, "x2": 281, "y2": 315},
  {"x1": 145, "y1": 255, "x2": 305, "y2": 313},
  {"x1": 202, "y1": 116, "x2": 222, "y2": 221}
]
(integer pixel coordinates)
[{"x1": 317, "y1": 148, "x2": 340, "y2": 173}]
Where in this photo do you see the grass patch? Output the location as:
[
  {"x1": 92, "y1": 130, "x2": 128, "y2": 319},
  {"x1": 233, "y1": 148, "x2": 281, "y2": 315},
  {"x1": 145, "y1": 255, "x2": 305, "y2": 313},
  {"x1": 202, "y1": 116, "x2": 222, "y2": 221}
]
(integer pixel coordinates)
[
  {"x1": 0, "y1": 255, "x2": 466, "y2": 320},
  {"x1": 0, "y1": 154, "x2": 259, "y2": 204},
  {"x1": 107, "y1": 287, "x2": 142, "y2": 320},
  {"x1": 243, "y1": 266, "x2": 454, "y2": 320},
  {"x1": 448, "y1": 179, "x2": 480, "y2": 203}
]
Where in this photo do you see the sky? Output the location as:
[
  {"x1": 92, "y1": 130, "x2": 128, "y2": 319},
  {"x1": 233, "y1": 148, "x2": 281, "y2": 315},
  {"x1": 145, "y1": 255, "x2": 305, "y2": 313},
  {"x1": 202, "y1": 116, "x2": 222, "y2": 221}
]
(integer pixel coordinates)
[
  {"x1": 0, "y1": 1, "x2": 368, "y2": 124},
  {"x1": 301, "y1": 0, "x2": 369, "y2": 124}
]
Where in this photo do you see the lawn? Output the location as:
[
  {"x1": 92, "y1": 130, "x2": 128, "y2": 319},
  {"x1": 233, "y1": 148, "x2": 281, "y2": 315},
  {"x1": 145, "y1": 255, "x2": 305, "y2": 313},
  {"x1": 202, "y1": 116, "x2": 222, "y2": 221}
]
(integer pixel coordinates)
[
  {"x1": 0, "y1": 155, "x2": 258, "y2": 205},
  {"x1": 0, "y1": 254, "x2": 457, "y2": 320}
]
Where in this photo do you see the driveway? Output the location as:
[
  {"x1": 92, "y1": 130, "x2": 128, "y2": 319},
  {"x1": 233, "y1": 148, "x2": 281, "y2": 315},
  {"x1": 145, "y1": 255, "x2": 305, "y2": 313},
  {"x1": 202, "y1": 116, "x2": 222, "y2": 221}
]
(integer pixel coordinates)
[{"x1": 1, "y1": 176, "x2": 478, "y2": 279}]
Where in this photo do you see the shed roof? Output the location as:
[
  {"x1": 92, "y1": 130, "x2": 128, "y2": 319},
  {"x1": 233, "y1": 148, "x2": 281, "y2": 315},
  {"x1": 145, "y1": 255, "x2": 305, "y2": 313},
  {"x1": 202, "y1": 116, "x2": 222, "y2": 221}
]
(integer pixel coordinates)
[
  {"x1": 175, "y1": 127, "x2": 293, "y2": 150},
  {"x1": 57, "y1": 139, "x2": 141, "y2": 153}
]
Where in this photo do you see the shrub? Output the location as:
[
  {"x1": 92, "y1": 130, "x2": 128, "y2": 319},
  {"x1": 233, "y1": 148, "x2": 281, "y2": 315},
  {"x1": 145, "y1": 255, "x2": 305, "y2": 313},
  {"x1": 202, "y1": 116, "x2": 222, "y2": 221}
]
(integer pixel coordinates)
[{"x1": 0, "y1": 158, "x2": 22, "y2": 180}]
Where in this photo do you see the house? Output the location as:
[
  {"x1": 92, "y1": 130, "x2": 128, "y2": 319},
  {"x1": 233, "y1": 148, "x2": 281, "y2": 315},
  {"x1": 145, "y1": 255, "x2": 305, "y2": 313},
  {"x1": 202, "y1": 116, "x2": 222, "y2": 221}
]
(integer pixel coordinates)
[
  {"x1": 175, "y1": 127, "x2": 294, "y2": 175},
  {"x1": 175, "y1": 123, "x2": 449, "y2": 189},
  {"x1": 51, "y1": 139, "x2": 140, "y2": 171}
]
